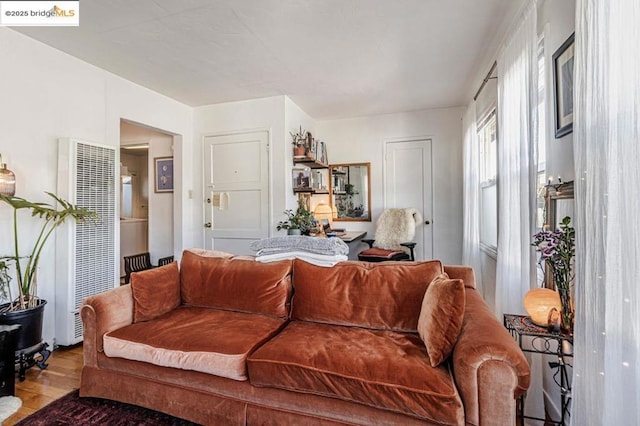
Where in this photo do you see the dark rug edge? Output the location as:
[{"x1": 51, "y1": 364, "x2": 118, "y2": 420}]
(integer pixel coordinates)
[{"x1": 15, "y1": 389, "x2": 199, "y2": 425}]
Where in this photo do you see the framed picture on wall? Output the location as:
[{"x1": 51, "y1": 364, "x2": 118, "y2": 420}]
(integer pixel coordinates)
[
  {"x1": 553, "y1": 32, "x2": 575, "y2": 138},
  {"x1": 154, "y1": 157, "x2": 174, "y2": 193}
]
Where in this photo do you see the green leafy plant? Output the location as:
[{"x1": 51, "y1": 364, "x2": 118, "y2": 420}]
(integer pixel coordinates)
[
  {"x1": 276, "y1": 200, "x2": 316, "y2": 235},
  {"x1": 0, "y1": 192, "x2": 97, "y2": 311}
]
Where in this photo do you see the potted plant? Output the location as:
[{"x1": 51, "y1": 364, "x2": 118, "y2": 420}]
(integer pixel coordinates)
[
  {"x1": 0, "y1": 192, "x2": 96, "y2": 351},
  {"x1": 290, "y1": 126, "x2": 308, "y2": 157},
  {"x1": 276, "y1": 200, "x2": 316, "y2": 236}
]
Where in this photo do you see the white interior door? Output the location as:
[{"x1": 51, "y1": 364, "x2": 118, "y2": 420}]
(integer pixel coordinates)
[
  {"x1": 384, "y1": 139, "x2": 433, "y2": 260},
  {"x1": 203, "y1": 131, "x2": 269, "y2": 254}
]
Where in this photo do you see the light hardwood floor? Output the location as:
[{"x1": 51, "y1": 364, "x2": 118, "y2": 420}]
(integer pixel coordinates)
[{"x1": 5, "y1": 345, "x2": 83, "y2": 425}]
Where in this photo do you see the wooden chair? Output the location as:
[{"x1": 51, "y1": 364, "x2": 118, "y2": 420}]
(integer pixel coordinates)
[
  {"x1": 158, "y1": 256, "x2": 174, "y2": 266},
  {"x1": 358, "y1": 241, "x2": 416, "y2": 262},
  {"x1": 123, "y1": 252, "x2": 154, "y2": 284},
  {"x1": 357, "y1": 208, "x2": 422, "y2": 262}
]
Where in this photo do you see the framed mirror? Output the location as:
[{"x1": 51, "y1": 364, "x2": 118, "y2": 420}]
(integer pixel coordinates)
[
  {"x1": 544, "y1": 180, "x2": 574, "y2": 289},
  {"x1": 329, "y1": 163, "x2": 371, "y2": 222}
]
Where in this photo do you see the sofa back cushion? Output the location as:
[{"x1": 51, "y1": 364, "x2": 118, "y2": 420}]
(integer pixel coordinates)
[
  {"x1": 417, "y1": 273, "x2": 466, "y2": 367},
  {"x1": 180, "y1": 249, "x2": 293, "y2": 319},
  {"x1": 291, "y1": 259, "x2": 443, "y2": 332},
  {"x1": 131, "y1": 261, "x2": 181, "y2": 323}
]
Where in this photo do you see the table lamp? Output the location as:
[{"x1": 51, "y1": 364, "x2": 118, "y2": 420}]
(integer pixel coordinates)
[
  {"x1": 313, "y1": 203, "x2": 333, "y2": 226},
  {"x1": 523, "y1": 288, "x2": 561, "y2": 326}
]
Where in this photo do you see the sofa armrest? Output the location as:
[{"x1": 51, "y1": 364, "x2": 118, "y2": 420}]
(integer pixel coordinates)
[
  {"x1": 81, "y1": 285, "x2": 134, "y2": 367},
  {"x1": 452, "y1": 289, "x2": 530, "y2": 425}
]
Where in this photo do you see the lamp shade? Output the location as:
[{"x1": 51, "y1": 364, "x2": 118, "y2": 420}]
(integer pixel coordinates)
[
  {"x1": 313, "y1": 203, "x2": 333, "y2": 225},
  {"x1": 0, "y1": 154, "x2": 15, "y2": 196},
  {"x1": 524, "y1": 288, "x2": 561, "y2": 326}
]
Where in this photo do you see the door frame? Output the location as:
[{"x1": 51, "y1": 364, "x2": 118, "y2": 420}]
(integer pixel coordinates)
[
  {"x1": 382, "y1": 136, "x2": 434, "y2": 260},
  {"x1": 200, "y1": 127, "x2": 273, "y2": 248},
  {"x1": 118, "y1": 118, "x2": 182, "y2": 267}
]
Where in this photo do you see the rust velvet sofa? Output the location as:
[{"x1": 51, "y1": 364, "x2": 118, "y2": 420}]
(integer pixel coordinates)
[{"x1": 80, "y1": 249, "x2": 530, "y2": 425}]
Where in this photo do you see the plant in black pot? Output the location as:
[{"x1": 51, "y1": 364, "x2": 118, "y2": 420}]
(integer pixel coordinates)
[
  {"x1": 0, "y1": 192, "x2": 96, "y2": 357},
  {"x1": 276, "y1": 200, "x2": 316, "y2": 236}
]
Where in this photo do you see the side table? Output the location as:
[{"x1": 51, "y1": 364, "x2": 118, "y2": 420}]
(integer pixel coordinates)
[
  {"x1": 504, "y1": 314, "x2": 572, "y2": 426},
  {"x1": 0, "y1": 324, "x2": 21, "y2": 396}
]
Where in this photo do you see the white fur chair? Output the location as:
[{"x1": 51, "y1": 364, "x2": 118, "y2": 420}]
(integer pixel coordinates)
[{"x1": 358, "y1": 208, "x2": 423, "y2": 262}]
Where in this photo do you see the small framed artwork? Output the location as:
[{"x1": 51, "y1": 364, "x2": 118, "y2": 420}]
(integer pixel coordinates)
[
  {"x1": 292, "y1": 168, "x2": 311, "y2": 192},
  {"x1": 553, "y1": 33, "x2": 575, "y2": 138},
  {"x1": 154, "y1": 157, "x2": 174, "y2": 193}
]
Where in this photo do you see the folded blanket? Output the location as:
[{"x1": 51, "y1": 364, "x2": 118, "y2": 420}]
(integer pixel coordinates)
[
  {"x1": 250, "y1": 236, "x2": 349, "y2": 256},
  {"x1": 255, "y1": 251, "x2": 348, "y2": 267}
]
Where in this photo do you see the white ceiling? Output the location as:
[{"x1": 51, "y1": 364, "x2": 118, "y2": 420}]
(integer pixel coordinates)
[{"x1": 16, "y1": 0, "x2": 521, "y2": 119}]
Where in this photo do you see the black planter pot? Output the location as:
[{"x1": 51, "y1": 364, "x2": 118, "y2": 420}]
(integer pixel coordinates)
[{"x1": 0, "y1": 299, "x2": 47, "y2": 351}]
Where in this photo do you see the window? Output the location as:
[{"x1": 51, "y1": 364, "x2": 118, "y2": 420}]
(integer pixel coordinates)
[{"x1": 478, "y1": 109, "x2": 498, "y2": 254}]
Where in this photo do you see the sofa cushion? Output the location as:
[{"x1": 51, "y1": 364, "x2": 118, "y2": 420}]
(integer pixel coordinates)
[
  {"x1": 291, "y1": 259, "x2": 443, "y2": 332},
  {"x1": 180, "y1": 249, "x2": 293, "y2": 319},
  {"x1": 247, "y1": 321, "x2": 464, "y2": 424},
  {"x1": 104, "y1": 306, "x2": 286, "y2": 381},
  {"x1": 131, "y1": 261, "x2": 180, "y2": 323},
  {"x1": 418, "y1": 273, "x2": 466, "y2": 367}
]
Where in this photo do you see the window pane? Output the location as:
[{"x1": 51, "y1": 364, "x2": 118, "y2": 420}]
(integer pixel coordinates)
[
  {"x1": 478, "y1": 110, "x2": 498, "y2": 251},
  {"x1": 481, "y1": 183, "x2": 498, "y2": 248}
]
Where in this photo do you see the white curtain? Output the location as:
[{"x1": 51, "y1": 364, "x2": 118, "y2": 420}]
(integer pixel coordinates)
[
  {"x1": 572, "y1": 1, "x2": 640, "y2": 424},
  {"x1": 495, "y1": 1, "x2": 538, "y2": 319},
  {"x1": 461, "y1": 103, "x2": 483, "y2": 294}
]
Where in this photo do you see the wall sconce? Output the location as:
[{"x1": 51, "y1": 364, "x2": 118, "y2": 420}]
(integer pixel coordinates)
[{"x1": 0, "y1": 154, "x2": 16, "y2": 196}]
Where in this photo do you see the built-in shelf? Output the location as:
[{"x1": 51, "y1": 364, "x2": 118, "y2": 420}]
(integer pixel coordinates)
[
  {"x1": 293, "y1": 158, "x2": 329, "y2": 169},
  {"x1": 294, "y1": 188, "x2": 329, "y2": 194}
]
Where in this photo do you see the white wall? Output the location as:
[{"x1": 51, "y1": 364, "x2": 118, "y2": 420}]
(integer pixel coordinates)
[
  {"x1": 147, "y1": 135, "x2": 174, "y2": 263},
  {"x1": 540, "y1": 0, "x2": 576, "y2": 182},
  {"x1": 317, "y1": 107, "x2": 465, "y2": 265},
  {"x1": 0, "y1": 27, "x2": 193, "y2": 346}
]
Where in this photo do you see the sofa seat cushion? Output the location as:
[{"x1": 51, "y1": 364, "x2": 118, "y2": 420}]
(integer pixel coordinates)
[
  {"x1": 247, "y1": 321, "x2": 464, "y2": 425},
  {"x1": 103, "y1": 306, "x2": 286, "y2": 381}
]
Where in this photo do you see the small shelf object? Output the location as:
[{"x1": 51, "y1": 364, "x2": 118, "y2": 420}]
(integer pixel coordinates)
[{"x1": 504, "y1": 314, "x2": 572, "y2": 426}]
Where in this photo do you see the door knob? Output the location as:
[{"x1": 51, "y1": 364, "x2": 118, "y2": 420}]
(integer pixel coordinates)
[
  {"x1": 204, "y1": 222, "x2": 212, "y2": 228},
  {"x1": 425, "y1": 220, "x2": 430, "y2": 225}
]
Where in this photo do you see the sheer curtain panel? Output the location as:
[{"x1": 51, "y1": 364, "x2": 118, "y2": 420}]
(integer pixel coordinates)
[
  {"x1": 495, "y1": 1, "x2": 538, "y2": 319},
  {"x1": 462, "y1": 103, "x2": 483, "y2": 294},
  {"x1": 572, "y1": 0, "x2": 640, "y2": 424}
]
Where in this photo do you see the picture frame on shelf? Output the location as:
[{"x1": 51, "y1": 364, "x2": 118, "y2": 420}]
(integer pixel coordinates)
[
  {"x1": 292, "y1": 167, "x2": 311, "y2": 191},
  {"x1": 154, "y1": 157, "x2": 174, "y2": 193},
  {"x1": 553, "y1": 32, "x2": 575, "y2": 138}
]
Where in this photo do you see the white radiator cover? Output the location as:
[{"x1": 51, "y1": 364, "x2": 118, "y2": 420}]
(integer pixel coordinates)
[{"x1": 56, "y1": 138, "x2": 118, "y2": 346}]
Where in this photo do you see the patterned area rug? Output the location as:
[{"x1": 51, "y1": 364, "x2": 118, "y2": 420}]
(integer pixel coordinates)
[{"x1": 16, "y1": 390, "x2": 198, "y2": 425}]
